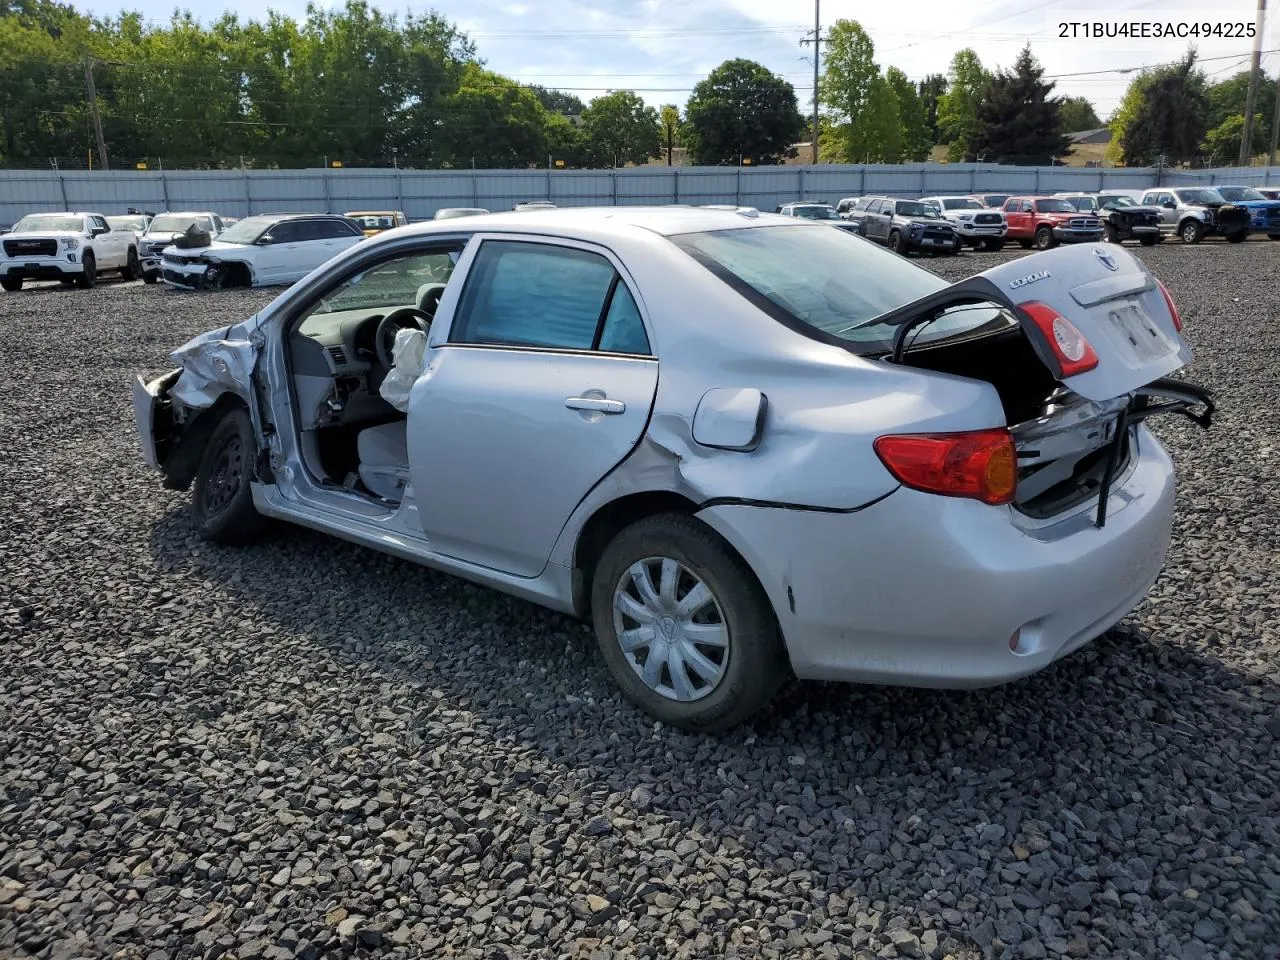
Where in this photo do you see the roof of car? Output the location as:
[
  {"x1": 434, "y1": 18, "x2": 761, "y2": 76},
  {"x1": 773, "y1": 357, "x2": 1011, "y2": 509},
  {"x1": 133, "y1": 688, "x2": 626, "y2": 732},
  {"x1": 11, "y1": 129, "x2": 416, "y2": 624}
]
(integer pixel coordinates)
[{"x1": 368, "y1": 205, "x2": 797, "y2": 240}]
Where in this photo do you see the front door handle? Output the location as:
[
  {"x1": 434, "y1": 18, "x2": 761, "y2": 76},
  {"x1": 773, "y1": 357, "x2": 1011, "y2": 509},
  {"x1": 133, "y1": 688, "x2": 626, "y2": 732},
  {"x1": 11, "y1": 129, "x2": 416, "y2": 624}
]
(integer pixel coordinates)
[{"x1": 565, "y1": 396, "x2": 626, "y2": 415}]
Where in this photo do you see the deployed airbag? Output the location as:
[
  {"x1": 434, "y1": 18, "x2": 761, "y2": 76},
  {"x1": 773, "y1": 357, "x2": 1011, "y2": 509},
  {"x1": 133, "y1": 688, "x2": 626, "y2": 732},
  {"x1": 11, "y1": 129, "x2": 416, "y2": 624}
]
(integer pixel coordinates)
[{"x1": 379, "y1": 328, "x2": 427, "y2": 412}]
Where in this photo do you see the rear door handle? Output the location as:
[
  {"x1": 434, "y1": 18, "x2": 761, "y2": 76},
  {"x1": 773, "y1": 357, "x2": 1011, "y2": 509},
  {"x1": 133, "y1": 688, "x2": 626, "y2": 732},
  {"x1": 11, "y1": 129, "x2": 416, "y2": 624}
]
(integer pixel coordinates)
[{"x1": 565, "y1": 396, "x2": 626, "y2": 415}]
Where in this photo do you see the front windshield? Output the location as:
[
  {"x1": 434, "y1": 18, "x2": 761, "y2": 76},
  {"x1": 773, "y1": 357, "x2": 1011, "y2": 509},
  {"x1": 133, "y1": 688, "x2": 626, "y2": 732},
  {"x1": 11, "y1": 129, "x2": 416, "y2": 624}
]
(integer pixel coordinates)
[
  {"x1": 671, "y1": 225, "x2": 1014, "y2": 355},
  {"x1": 792, "y1": 205, "x2": 839, "y2": 220},
  {"x1": 1035, "y1": 198, "x2": 1077, "y2": 213},
  {"x1": 108, "y1": 216, "x2": 147, "y2": 231},
  {"x1": 14, "y1": 215, "x2": 82, "y2": 233},
  {"x1": 981, "y1": 195, "x2": 1008, "y2": 207},
  {"x1": 1098, "y1": 195, "x2": 1134, "y2": 209},
  {"x1": 353, "y1": 215, "x2": 395, "y2": 229},
  {"x1": 1175, "y1": 189, "x2": 1225, "y2": 204},
  {"x1": 942, "y1": 198, "x2": 983, "y2": 211},
  {"x1": 1216, "y1": 186, "x2": 1265, "y2": 201},
  {"x1": 215, "y1": 216, "x2": 275, "y2": 244},
  {"x1": 1064, "y1": 196, "x2": 1097, "y2": 211},
  {"x1": 151, "y1": 215, "x2": 212, "y2": 233},
  {"x1": 895, "y1": 201, "x2": 935, "y2": 217}
]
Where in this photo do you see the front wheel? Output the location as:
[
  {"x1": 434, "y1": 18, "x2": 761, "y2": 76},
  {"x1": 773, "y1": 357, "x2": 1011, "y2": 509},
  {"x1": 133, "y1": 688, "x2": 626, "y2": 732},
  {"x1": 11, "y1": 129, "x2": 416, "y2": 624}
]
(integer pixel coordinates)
[
  {"x1": 1225, "y1": 230, "x2": 1247, "y2": 244},
  {"x1": 888, "y1": 231, "x2": 905, "y2": 254},
  {"x1": 120, "y1": 247, "x2": 140, "y2": 280},
  {"x1": 0, "y1": 276, "x2": 22, "y2": 292},
  {"x1": 76, "y1": 252, "x2": 97, "y2": 288},
  {"x1": 1033, "y1": 226, "x2": 1056, "y2": 250},
  {"x1": 1180, "y1": 220, "x2": 1204, "y2": 244},
  {"x1": 1104, "y1": 223, "x2": 1121, "y2": 244},
  {"x1": 1140, "y1": 235, "x2": 1158, "y2": 246},
  {"x1": 191, "y1": 408, "x2": 267, "y2": 544},
  {"x1": 590, "y1": 514, "x2": 788, "y2": 732}
]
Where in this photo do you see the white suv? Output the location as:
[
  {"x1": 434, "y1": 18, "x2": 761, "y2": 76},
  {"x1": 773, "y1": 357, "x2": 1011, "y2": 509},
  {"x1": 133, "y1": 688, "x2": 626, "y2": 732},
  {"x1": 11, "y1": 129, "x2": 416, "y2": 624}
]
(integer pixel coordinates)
[
  {"x1": 918, "y1": 196, "x2": 1008, "y2": 251},
  {"x1": 0, "y1": 212, "x2": 138, "y2": 290}
]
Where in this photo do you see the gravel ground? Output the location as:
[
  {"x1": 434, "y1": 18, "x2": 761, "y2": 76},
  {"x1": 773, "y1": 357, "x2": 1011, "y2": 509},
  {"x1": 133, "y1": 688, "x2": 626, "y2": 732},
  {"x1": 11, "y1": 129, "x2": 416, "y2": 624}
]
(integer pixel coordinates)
[{"x1": 1, "y1": 239, "x2": 1278, "y2": 960}]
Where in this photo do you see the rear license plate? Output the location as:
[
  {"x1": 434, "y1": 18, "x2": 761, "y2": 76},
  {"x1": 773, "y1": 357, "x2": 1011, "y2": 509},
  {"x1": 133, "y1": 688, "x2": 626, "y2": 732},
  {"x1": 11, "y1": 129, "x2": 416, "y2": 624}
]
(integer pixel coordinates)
[{"x1": 1109, "y1": 302, "x2": 1173, "y2": 361}]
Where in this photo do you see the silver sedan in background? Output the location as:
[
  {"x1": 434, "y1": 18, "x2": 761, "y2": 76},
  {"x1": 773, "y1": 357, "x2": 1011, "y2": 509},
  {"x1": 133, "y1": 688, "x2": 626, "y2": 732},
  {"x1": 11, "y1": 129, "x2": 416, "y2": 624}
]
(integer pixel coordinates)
[{"x1": 133, "y1": 208, "x2": 1211, "y2": 731}]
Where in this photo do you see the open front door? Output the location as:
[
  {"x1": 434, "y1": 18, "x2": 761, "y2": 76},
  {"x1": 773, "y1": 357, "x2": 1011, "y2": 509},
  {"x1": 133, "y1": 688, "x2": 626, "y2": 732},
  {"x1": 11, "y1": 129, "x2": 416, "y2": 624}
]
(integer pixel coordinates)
[{"x1": 407, "y1": 236, "x2": 658, "y2": 578}]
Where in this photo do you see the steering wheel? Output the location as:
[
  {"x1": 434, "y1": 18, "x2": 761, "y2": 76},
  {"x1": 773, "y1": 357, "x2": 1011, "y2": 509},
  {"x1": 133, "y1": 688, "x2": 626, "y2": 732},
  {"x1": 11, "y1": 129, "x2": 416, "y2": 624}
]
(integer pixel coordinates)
[{"x1": 374, "y1": 306, "x2": 432, "y2": 370}]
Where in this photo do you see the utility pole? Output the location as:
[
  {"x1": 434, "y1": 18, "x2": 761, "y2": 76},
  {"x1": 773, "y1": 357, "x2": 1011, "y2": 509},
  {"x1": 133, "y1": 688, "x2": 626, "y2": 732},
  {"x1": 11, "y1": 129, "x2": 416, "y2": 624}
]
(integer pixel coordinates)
[
  {"x1": 1270, "y1": 59, "x2": 1280, "y2": 165},
  {"x1": 1239, "y1": 0, "x2": 1267, "y2": 164},
  {"x1": 83, "y1": 57, "x2": 110, "y2": 171},
  {"x1": 800, "y1": 0, "x2": 821, "y2": 164}
]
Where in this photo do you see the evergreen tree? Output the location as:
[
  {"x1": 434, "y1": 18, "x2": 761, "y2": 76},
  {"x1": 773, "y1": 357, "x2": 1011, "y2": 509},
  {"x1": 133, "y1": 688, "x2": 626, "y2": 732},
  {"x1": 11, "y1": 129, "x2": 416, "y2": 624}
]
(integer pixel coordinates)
[{"x1": 970, "y1": 46, "x2": 1069, "y2": 165}]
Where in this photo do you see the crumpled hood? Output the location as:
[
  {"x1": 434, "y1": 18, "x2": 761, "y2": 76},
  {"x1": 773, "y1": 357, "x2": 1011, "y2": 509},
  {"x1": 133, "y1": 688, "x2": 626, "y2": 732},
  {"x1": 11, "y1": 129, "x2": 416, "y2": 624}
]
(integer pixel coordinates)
[
  {"x1": 174, "y1": 240, "x2": 248, "y2": 259},
  {"x1": 1107, "y1": 205, "x2": 1161, "y2": 216}
]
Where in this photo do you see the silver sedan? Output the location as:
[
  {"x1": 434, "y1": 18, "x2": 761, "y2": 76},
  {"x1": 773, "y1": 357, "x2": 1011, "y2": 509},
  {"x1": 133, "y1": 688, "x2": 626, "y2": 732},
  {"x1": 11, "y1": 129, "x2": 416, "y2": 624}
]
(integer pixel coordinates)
[{"x1": 133, "y1": 208, "x2": 1212, "y2": 731}]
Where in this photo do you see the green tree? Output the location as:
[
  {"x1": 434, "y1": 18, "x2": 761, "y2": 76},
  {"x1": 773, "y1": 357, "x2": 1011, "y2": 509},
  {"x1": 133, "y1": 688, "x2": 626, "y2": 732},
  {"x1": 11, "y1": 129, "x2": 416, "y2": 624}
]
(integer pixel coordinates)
[
  {"x1": 1057, "y1": 96, "x2": 1101, "y2": 133},
  {"x1": 660, "y1": 103, "x2": 681, "y2": 165},
  {"x1": 682, "y1": 58, "x2": 804, "y2": 165},
  {"x1": 1200, "y1": 114, "x2": 1265, "y2": 165},
  {"x1": 970, "y1": 47, "x2": 1069, "y2": 165},
  {"x1": 917, "y1": 73, "x2": 947, "y2": 143},
  {"x1": 436, "y1": 65, "x2": 549, "y2": 168},
  {"x1": 580, "y1": 90, "x2": 661, "y2": 167},
  {"x1": 819, "y1": 20, "x2": 904, "y2": 162},
  {"x1": 1205, "y1": 71, "x2": 1275, "y2": 156},
  {"x1": 1117, "y1": 50, "x2": 1208, "y2": 166},
  {"x1": 936, "y1": 48, "x2": 988, "y2": 161},
  {"x1": 886, "y1": 66, "x2": 929, "y2": 161},
  {"x1": 529, "y1": 85, "x2": 585, "y2": 117}
]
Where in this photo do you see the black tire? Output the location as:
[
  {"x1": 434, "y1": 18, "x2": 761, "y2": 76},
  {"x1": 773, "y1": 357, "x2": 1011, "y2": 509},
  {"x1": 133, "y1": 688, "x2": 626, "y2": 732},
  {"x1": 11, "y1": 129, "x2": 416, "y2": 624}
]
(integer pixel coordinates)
[
  {"x1": 1268, "y1": 234, "x2": 1280, "y2": 241},
  {"x1": 142, "y1": 270, "x2": 159, "y2": 284},
  {"x1": 1104, "y1": 223, "x2": 1121, "y2": 244},
  {"x1": 76, "y1": 251, "x2": 96, "y2": 288},
  {"x1": 191, "y1": 408, "x2": 267, "y2": 544},
  {"x1": 1, "y1": 276, "x2": 22, "y2": 292},
  {"x1": 1033, "y1": 226, "x2": 1055, "y2": 250},
  {"x1": 888, "y1": 230, "x2": 905, "y2": 254},
  {"x1": 590, "y1": 513, "x2": 788, "y2": 732},
  {"x1": 1139, "y1": 235, "x2": 1158, "y2": 246},
  {"x1": 1225, "y1": 230, "x2": 1247, "y2": 244},
  {"x1": 1179, "y1": 220, "x2": 1203, "y2": 244},
  {"x1": 120, "y1": 247, "x2": 140, "y2": 281},
  {"x1": 1018, "y1": 239, "x2": 1033, "y2": 249}
]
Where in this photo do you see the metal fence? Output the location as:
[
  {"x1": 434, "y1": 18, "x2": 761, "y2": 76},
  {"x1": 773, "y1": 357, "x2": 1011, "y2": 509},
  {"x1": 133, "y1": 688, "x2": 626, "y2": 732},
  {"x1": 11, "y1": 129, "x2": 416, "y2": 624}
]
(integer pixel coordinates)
[{"x1": 3, "y1": 163, "x2": 1280, "y2": 224}]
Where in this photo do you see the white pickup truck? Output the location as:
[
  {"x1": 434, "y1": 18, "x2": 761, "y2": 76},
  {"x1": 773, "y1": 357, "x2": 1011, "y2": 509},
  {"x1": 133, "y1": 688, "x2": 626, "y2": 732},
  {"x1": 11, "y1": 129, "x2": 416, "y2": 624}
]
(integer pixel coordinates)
[
  {"x1": 0, "y1": 212, "x2": 139, "y2": 290},
  {"x1": 138, "y1": 211, "x2": 226, "y2": 283}
]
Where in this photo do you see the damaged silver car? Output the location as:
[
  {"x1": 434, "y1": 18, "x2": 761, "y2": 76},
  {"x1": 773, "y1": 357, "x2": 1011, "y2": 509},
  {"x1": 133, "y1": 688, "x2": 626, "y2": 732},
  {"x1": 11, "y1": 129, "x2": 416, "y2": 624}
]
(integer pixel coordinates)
[{"x1": 134, "y1": 208, "x2": 1212, "y2": 731}]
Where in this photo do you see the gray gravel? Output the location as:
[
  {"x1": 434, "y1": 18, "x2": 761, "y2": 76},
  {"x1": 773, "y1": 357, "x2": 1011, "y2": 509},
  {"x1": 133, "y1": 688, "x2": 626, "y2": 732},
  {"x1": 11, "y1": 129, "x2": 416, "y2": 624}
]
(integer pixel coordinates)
[{"x1": 2, "y1": 241, "x2": 1278, "y2": 960}]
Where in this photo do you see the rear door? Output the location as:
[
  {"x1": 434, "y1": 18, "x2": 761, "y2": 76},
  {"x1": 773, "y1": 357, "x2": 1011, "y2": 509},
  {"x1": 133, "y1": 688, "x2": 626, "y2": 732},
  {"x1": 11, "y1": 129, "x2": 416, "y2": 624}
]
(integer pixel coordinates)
[
  {"x1": 865, "y1": 200, "x2": 889, "y2": 241},
  {"x1": 252, "y1": 220, "x2": 305, "y2": 283},
  {"x1": 409, "y1": 236, "x2": 658, "y2": 577},
  {"x1": 1145, "y1": 192, "x2": 1176, "y2": 232}
]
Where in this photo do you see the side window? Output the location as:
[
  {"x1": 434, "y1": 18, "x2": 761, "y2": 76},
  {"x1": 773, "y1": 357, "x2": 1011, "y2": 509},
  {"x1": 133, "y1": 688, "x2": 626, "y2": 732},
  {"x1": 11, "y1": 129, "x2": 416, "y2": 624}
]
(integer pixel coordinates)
[
  {"x1": 853, "y1": 198, "x2": 871, "y2": 211},
  {"x1": 265, "y1": 222, "x2": 299, "y2": 244},
  {"x1": 310, "y1": 219, "x2": 343, "y2": 239},
  {"x1": 213, "y1": 217, "x2": 224, "y2": 232},
  {"x1": 1002, "y1": 199, "x2": 1017, "y2": 211},
  {"x1": 451, "y1": 241, "x2": 618, "y2": 350},
  {"x1": 1021, "y1": 200, "x2": 1034, "y2": 213},
  {"x1": 92, "y1": 216, "x2": 109, "y2": 233},
  {"x1": 597, "y1": 283, "x2": 650, "y2": 355}
]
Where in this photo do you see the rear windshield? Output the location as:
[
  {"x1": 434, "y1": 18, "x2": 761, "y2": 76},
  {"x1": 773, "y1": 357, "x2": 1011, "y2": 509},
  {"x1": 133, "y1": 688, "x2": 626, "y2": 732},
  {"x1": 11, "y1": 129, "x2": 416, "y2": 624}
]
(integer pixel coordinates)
[
  {"x1": 671, "y1": 225, "x2": 1008, "y2": 355},
  {"x1": 1215, "y1": 186, "x2": 1265, "y2": 201},
  {"x1": 13, "y1": 215, "x2": 82, "y2": 233}
]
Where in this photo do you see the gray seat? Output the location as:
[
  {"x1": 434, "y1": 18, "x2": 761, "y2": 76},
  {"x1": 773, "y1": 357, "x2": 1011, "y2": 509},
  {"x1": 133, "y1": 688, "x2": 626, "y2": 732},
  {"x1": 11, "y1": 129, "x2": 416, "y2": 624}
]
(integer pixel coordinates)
[{"x1": 356, "y1": 420, "x2": 409, "y2": 501}]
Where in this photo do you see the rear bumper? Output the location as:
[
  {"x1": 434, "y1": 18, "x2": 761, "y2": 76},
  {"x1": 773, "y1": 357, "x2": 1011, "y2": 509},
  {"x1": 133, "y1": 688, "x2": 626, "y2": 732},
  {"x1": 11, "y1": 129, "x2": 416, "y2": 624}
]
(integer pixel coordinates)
[
  {"x1": 0, "y1": 257, "x2": 83, "y2": 278},
  {"x1": 698, "y1": 425, "x2": 1175, "y2": 688}
]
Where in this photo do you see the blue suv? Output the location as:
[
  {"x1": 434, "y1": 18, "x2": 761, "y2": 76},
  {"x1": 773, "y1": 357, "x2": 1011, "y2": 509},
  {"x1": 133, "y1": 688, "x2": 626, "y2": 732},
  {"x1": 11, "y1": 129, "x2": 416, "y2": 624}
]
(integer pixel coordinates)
[{"x1": 1214, "y1": 185, "x2": 1280, "y2": 239}]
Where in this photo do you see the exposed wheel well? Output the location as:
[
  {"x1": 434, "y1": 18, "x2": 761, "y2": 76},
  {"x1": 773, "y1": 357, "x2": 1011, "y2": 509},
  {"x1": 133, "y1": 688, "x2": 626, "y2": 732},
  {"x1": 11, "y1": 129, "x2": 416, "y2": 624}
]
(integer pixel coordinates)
[
  {"x1": 218, "y1": 262, "x2": 253, "y2": 288},
  {"x1": 160, "y1": 393, "x2": 252, "y2": 491},
  {"x1": 570, "y1": 491, "x2": 701, "y2": 617}
]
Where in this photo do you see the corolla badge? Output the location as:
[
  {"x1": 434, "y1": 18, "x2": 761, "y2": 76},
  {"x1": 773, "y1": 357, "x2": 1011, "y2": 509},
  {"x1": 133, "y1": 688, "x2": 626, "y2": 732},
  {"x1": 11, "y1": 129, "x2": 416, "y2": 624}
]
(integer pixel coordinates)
[
  {"x1": 1009, "y1": 270, "x2": 1050, "y2": 290},
  {"x1": 1094, "y1": 247, "x2": 1119, "y2": 271}
]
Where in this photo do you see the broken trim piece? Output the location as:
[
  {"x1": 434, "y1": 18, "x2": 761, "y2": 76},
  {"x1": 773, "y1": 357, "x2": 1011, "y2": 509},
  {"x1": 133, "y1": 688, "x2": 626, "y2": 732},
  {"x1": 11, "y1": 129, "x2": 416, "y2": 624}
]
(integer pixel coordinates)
[{"x1": 698, "y1": 487, "x2": 899, "y2": 515}]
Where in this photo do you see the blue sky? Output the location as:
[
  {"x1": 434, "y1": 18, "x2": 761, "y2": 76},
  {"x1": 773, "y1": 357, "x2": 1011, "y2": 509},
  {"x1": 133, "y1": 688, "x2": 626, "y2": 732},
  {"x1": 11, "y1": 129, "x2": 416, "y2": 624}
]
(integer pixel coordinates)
[{"x1": 70, "y1": 0, "x2": 1277, "y2": 120}]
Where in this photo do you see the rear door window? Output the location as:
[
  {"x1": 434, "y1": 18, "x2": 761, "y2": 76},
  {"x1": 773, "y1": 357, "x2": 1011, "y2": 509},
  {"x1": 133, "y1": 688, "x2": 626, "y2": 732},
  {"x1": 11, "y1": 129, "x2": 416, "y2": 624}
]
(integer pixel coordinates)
[{"x1": 451, "y1": 240, "x2": 647, "y2": 354}]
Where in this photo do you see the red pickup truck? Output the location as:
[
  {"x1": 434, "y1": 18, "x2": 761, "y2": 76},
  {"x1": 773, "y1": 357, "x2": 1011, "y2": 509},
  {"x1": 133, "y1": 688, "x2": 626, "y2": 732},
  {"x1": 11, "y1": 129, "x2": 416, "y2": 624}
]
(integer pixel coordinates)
[{"x1": 1001, "y1": 197, "x2": 1104, "y2": 250}]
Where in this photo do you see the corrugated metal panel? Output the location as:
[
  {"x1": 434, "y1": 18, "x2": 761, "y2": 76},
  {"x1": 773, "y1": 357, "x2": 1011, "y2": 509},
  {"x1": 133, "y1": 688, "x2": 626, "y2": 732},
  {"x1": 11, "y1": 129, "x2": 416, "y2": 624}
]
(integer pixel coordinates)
[{"x1": 2, "y1": 164, "x2": 1278, "y2": 225}]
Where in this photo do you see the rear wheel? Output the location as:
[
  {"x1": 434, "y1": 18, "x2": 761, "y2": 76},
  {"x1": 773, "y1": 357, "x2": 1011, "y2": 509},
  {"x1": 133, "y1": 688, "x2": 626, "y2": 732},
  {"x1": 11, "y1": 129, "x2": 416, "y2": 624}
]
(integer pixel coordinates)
[
  {"x1": 1033, "y1": 226, "x2": 1056, "y2": 250},
  {"x1": 1, "y1": 276, "x2": 22, "y2": 292},
  {"x1": 120, "y1": 247, "x2": 140, "y2": 280},
  {"x1": 1226, "y1": 230, "x2": 1247, "y2": 243},
  {"x1": 1179, "y1": 220, "x2": 1204, "y2": 244},
  {"x1": 591, "y1": 514, "x2": 788, "y2": 732},
  {"x1": 76, "y1": 251, "x2": 96, "y2": 288},
  {"x1": 191, "y1": 408, "x2": 267, "y2": 544},
  {"x1": 888, "y1": 230, "x2": 905, "y2": 254}
]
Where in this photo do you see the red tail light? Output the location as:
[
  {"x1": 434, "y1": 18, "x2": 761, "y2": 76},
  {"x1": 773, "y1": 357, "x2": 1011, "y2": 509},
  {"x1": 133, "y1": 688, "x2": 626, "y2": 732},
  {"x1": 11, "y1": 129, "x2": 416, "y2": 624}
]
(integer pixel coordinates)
[
  {"x1": 1157, "y1": 279, "x2": 1183, "y2": 332},
  {"x1": 1020, "y1": 301, "x2": 1099, "y2": 378},
  {"x1": 874, "y1": 428, "x2": 1017, "y2": 505}
]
